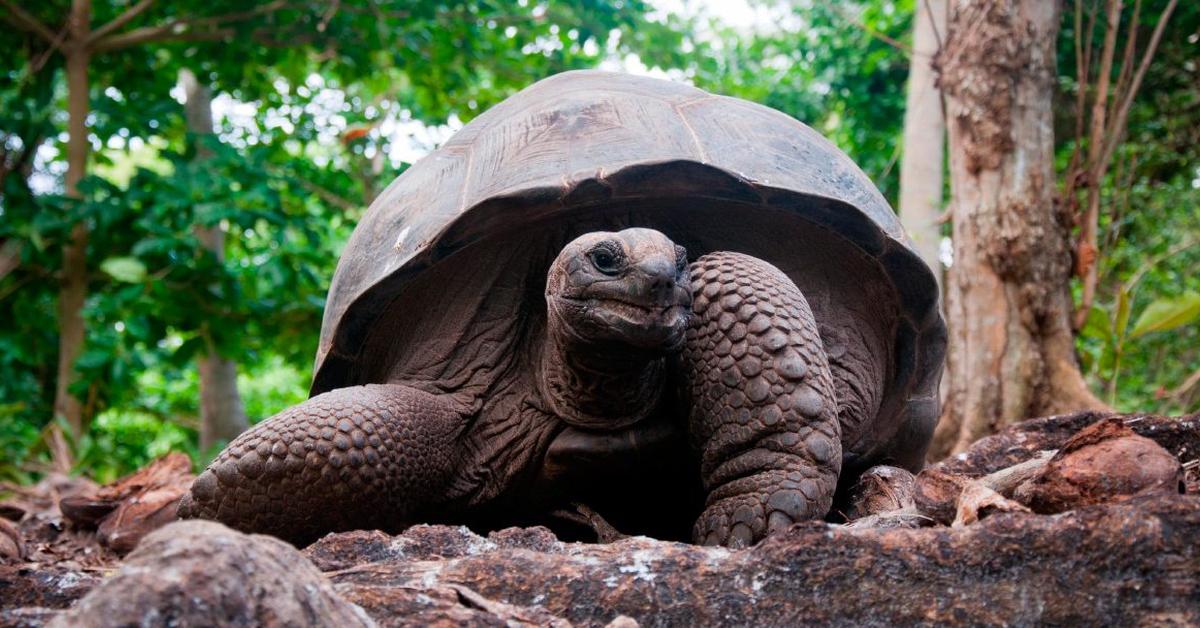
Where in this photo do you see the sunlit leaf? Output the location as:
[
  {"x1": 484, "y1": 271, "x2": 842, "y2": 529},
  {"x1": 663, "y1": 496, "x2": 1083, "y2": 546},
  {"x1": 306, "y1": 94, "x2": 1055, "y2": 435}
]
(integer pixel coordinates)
[
  {"x1": 100, "y1": 257, "x2": 148, "y2": 283},
  {"x1": 1130, "y1": 292, "x2": 1200, "y2": 338}
]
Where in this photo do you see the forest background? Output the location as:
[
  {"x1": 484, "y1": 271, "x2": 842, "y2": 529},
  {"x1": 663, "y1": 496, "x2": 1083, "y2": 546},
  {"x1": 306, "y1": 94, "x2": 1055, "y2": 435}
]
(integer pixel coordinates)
[{"x1": 1, "y1": 0, "x2": 1197, "y2": 483}]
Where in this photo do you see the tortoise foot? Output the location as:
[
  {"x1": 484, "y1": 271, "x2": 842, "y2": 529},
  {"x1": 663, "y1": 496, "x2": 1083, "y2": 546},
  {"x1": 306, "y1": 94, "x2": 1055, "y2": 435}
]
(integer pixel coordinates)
[
  {"x1": 683, "y1": 252, "x2": 842, "y2": 548},
  {"x1": 179, "y1": 384, "x2": 466, "y2": 545}
]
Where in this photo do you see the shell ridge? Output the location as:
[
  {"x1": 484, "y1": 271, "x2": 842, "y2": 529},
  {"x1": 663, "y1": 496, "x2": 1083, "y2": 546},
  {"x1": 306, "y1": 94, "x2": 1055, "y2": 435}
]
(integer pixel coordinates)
[
  {"x1": 456, "y1": 146, "x2": 476, "y2": 215},
  {"x1": 673, "y1": 100, "x2": 712, "y2": 164}
]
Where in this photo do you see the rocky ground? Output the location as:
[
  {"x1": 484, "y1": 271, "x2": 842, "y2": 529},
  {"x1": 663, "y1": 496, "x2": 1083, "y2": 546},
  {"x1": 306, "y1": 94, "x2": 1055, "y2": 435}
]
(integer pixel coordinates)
[{"x1": 1, "y1": 410, "x2": 1197, "y2": 627}]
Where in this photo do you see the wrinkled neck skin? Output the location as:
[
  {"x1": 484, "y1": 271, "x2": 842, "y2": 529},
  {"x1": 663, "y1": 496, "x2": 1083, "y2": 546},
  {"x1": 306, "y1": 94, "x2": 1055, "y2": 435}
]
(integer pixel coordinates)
[{"x1": 539, "y1": 315, "x2": 666, "y2": 431}]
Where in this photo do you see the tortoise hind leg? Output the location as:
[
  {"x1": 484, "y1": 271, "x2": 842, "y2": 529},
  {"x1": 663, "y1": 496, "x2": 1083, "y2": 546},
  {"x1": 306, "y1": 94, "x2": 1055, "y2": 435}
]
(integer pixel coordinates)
[
  {"x1": 682, "y1": 252, "x2": 842, "y2": 548},
  {"x1": 178, "y1": 383, "x2": 467, "y2": 546}
]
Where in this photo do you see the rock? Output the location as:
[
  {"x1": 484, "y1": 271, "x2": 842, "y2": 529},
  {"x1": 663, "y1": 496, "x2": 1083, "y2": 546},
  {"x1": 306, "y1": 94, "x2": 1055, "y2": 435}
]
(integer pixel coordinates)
[
  {"x1": 1013, "y1": 419, "x2": 1185, "y2": 514},
  {"x1": 337, "y1": 582, "x2": 571, "y2": 627},
  {"x1": 0, "y1": 607, "x2": 58, "y2": 628},
  {"x1": 304, "y1": 524, "x2": 565, "y2": 572},
  {"x1": 35, "y1": 521, "x2": 576, "y2": 628},
  {"x1": 304, "y1": 529, "x2": 397, "y2": 571},
  {"x1": 58, "y1": 452, "x2": 193, "y2": 555},
  {"x1": 46, "y1": 520, "x2": 373, "y2": 628},
  {"x1": 0, "y1": 564, "x2": 102, "y2": 615}
]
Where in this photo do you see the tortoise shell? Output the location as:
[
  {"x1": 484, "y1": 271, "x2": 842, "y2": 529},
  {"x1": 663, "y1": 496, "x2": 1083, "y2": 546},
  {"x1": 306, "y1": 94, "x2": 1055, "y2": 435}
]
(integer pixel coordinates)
[{"x1": 313, "y1": 70, "x2": 945, "y2": 469}]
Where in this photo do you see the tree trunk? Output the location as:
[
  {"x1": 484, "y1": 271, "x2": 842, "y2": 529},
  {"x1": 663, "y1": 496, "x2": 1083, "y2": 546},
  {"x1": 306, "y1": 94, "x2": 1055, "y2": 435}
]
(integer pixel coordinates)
[
  {"x1": 898, "y1": 0, "x2": 947, "y2": 281},
  {"x1": 180, "y1": 69, "x2": 249, "y2": 451},
  {"x1": 197, "y1": 350, "x2": 248, "y2": 451},
  {"x1": 51, "y1": 0, "x2": 93, "y2": 470},
  {"x1": 930, "y1": 0, "x2": 1107, "y2": 460}
]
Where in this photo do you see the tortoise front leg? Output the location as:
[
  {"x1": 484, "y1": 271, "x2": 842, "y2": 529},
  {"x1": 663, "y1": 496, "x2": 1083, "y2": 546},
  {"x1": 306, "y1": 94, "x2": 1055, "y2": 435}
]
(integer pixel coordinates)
[
  {"x1": 178, "y1": 384, "x2": 467, "y2": 546},
  {"x1": 682, "y1": 252, "x2": 842, "y2": 548}
]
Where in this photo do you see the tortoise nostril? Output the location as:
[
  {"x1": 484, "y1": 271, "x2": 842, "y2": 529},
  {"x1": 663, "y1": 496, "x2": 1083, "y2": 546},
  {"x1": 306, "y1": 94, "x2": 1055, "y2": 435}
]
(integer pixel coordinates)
[{"x1": 640, "y1": 258, "x2": 677, "y2": 300}]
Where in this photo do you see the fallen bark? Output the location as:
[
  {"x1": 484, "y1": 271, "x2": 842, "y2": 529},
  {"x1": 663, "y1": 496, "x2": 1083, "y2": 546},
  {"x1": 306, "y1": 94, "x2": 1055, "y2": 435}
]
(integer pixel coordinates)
[
  {"x1": 933, "y1": 410, "x2": 1200, "y2": 479},
  {"x1": 307, "y1": 496, "x2": 1199, "y2": 626},
  {"x1": 910, "y1": 455, "x2": 1049, "y2": 526},
  {"x1": 915, "y1": 415, "x2": 1184, "y2": 525},
  {"x1": 58, "y1": 452, "x2": 193, "y2": 554},
  {"x1": 951, "y1": 482, "x2": 1028, "y2": 526},
  {"x1": 0, "y1": 411, "x2": 1196, "y2": 627},
  {"x1": 1012, "y1": 418, "x2": 1185, "y2": 513},
  {"x1": 843, "y1": 465, "x2": 916, "y2": 520},
  {"x1": 0, "y1": 520, "x2": 23, "y2": 563}
]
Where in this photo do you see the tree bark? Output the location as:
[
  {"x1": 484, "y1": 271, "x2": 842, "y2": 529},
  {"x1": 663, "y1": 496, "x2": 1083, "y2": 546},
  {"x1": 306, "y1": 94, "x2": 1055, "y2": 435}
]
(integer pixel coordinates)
[
  {"x1": 180, "y1": 69, "x2": 249, "y2": 451},
  {"x1": 51, "y1": 0, "x2": 93, "y2": 469},
  {"x1": 898, "y1": 0, "x2": 946, "y2": 281},
  {"x1": 931, "y1": 0, "x2": 1107, "y2": 459}
]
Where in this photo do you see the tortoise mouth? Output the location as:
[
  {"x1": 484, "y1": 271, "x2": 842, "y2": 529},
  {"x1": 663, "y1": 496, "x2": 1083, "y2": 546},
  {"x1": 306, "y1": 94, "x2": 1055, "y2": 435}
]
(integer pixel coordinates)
[
  {"x1": 552, "y1": 294, "x2": 690, "y2": 351},
  {"x1": 563, "y1": 295, "x2": 679, "y2": 317}
]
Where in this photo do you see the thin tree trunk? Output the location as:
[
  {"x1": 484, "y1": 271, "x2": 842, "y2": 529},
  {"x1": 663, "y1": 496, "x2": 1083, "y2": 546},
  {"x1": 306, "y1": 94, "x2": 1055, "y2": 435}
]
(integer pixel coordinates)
[
  {"x1": 931, "y1": 0, "x2": 1107, "y2": 460},
  {"x1": 51, "y1": 0, "x2": 93, "y2": 470},
  {"x1": 1072, "y1": 0, "x2": 1177, "y2": 328},
  {"x1": 180, "y1": 68, "x2": 249, "y2": 451},
  {"x1": 898, "y1": 0, "x2": 947, "y2": 281},
  {"x1": 1074, "y1": 0, "x2": 1123, "y2": 329},
  {"x1": 197, "y1": 345, "x2": 248, "y2": 451}
]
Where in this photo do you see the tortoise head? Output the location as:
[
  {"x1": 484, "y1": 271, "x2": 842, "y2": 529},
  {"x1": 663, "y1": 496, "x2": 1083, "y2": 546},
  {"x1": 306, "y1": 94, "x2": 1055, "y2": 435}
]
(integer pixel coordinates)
[{"x1": 546, "y1": 228, "x2": 692, "y2": 354}]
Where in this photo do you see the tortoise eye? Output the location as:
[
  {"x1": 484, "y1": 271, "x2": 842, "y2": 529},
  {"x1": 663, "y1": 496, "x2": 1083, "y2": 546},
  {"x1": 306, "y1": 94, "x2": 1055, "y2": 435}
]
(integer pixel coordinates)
[
  {"x1": 587, "y1": 242, "x2": 624, "y2": 275},
  {"x1": 674, "y1": 245, "x2": 688, "y2": 273}
]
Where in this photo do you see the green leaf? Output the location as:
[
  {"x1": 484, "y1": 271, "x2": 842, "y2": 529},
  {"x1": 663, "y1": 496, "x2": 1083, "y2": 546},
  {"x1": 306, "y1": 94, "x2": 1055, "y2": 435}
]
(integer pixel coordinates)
[
  {"x1": 1114, "y1": 288, "x2": 1133, "y2": 340},
  {"x1": 1080, "y1": 305, "x2": 1113, "y2": 344},
  {"x1": 100, "y1": 257, "x2": 147, "y2": 283},
  {"x1": 1129, "y1": 292, "x2": 1200, "y2": 339}
]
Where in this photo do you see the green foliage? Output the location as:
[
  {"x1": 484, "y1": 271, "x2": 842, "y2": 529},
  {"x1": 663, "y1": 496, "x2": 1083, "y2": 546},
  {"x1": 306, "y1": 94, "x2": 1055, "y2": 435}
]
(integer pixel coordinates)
[
  {"x1": 1076, "y1": 200, "x2": 1200, "y2": 413},
  {"x1": 1065, "y1": 0, "x2": 1200, "y2": 413},
  {"x1": 1130, "y1": 292, "x2": 1200, "y2": 339},
  {"x1": 75, "y1": 411, "x2": 196, "y2": 485},
  {"x1": 1078, "y1": 230, "x2": 1200, "y2": 409},
  {"x1": 0, "y1": 0, "x2": 670, "y2": 480}
]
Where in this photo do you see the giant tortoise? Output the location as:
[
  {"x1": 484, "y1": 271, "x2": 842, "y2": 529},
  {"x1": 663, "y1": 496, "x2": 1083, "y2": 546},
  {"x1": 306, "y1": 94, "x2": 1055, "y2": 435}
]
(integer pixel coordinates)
[{"x1": 179, "y1": 70, "x2": 946, "y2": 547}]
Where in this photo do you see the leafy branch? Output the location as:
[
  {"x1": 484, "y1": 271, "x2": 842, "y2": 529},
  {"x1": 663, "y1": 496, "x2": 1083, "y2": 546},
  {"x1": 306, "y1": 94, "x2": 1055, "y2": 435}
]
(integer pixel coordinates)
[
  {"x1": 0, "y1": 0, "x2": 57, "y2": 43},
  {"x1": 92, "y1": 0, "x2": 298, "y2": 52},
  {"x1": 1068, "y1": 0, "x2": 1180, "y2": 329}
]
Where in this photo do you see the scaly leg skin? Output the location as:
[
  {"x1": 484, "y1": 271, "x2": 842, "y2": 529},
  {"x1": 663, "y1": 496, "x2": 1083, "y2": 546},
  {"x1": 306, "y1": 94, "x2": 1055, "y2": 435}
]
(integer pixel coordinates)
[
  {"x1": 178, "y1": 384, "x2": 467, "y2": 546},
  {"x1": 682, "y1": 252, "x2": 842, "y2": 548}
]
